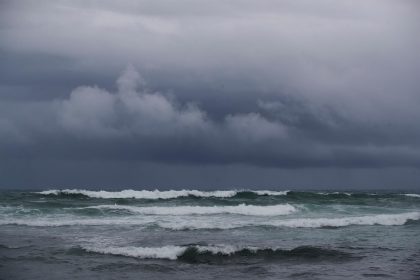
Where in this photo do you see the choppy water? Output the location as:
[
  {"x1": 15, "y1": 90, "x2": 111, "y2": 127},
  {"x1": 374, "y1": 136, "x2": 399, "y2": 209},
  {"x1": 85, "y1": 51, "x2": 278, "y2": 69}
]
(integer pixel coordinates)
[{"x1": 1, "y1": 189, "x2": 419, "y2": 279}]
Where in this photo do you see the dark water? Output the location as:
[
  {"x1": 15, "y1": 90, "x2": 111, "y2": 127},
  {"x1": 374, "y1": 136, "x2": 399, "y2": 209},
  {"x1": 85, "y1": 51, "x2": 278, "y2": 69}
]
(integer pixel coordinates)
[{"x1": 1, "y1": 189, "x2": 420, "y2": 279}]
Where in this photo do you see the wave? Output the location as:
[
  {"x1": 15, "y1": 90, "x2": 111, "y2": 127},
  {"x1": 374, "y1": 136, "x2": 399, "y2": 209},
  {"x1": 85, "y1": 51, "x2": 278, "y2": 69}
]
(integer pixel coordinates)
[
  {"x1": 159, "y1": 212, "x2": 420, "y2": 230},
  {"x1": 37, "y1": 189, "x2": 289, "y2": 199},
  {"x1": 35, "y1": 189, "x2": 420, "y2": 201},
  {"x1": 2, "y1": 212, "x2": 418, "y2": 229},
  {"x1": 83, "y1": 203, "x2": 298, "y2": 216},
  {"x1": 79, "y1": 244, "x2": 355, "y2": 263},
  {"x1": 401, "y1": 194, "x2": 420, "y2": 198},
  {"x1": 252, "y1": 190, "x2": 290, "y2": 196},
  {"x1": 316, "y1": 192, "x2": 352, "y2": 196},
  {"x1": 269, "y1": 212, "x2": 420, "y2": 228},
  {"x1": 0, "y1": 244, "x2": 27, "y2": 249},
  {"x1": 0, "y1": 217, "x2": 153, "y2": 227}
]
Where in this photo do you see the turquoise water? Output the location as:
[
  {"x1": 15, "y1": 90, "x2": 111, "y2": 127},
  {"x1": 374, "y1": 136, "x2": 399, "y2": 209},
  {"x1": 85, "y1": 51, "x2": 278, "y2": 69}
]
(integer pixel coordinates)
[{"x1": 1, "y1": 189, "x2": 419, "y2": 279}]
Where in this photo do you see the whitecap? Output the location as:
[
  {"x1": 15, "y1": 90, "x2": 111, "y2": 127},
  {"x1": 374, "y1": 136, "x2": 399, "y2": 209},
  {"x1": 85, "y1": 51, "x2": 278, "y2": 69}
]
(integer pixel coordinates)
[
  {"x1": 37, "y1": 189, "x2": 290, "y2": 199},
  {"x1": 84, "y1": 203, "x2": 298, "y2": 216},
  {"x1": 38, "y1": 189, "x2": 238, "y2": 199},
  {"x1": 81, "y1": 244, "x2": 257, "y2": 260},
  {"x1": 3, "y1": 212, "x2": 418, "y2": 229},
  {"x1": 401, "y1": 194, "x2": 420, "y2": 198},
  {"x1": 159, "y1": 212, "x2": 420, "y2": 230}
]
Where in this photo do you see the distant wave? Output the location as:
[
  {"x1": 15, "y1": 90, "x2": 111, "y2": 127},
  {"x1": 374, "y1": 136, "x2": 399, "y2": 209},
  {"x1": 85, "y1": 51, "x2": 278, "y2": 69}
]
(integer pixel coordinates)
[
  {"x1": 401, "y1": 194, "x2": 420, "y2": 198},
  {"x1": 37, "y1": 189, "x2": 289, "y2": 199},
  {"x1": 159, "y1": 212, "x2": 420, "y2": 230},
  {"x1": 252, "y1": 190, "x2": 290, "y2": 196},
  {"x1": 83, "y1": 203, "x2": 298, "y2": 216},
  {"x1": 79, "y1": 244, "x2": 355, "y2": 262},
  {"x1": 268, "y1": 212, "x2": 420, "y2": 228},
  {"x1": 0, "y1": 218, "x2": 151, "y2": 227},
  {"x1": 316, "y1": 192, "x2": 352, "y2": 196},
  {"x1": 37, "y1": 189, "x2": 420, "y2": 200},
  {"x1": 0, "y1": 244, "x2": 27, "y2": 249},
  {"x1": 2, "y1": 212, "x2": 418, "y2": 229}
]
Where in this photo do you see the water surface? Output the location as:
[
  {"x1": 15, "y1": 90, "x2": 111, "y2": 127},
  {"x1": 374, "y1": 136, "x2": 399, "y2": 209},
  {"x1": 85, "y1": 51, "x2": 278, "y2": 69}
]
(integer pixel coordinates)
[{"x1": 1, "y1": 189, "x2": 419, "y2": 279}]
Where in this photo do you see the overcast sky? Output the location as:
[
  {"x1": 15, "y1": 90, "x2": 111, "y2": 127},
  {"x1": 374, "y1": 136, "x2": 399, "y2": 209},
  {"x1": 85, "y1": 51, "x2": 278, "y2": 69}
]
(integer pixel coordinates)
[{"x1": 1, "y1": 0, "x2": 420, "y2": 189}]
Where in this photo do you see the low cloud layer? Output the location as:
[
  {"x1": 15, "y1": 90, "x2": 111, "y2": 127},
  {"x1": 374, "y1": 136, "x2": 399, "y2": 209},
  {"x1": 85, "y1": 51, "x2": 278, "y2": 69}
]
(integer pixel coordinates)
[
  {"x1": 0, "y1": 1, "x2": 419, "y2": 187},
  {"x1": 1, "y1": 66, "x2": 420, "y2": 170}
]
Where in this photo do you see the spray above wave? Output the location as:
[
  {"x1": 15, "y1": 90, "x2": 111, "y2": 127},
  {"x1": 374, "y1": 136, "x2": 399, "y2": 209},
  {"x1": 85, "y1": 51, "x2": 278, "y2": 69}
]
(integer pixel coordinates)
[
  {"x1": 83, "y1": 203, "x2": 298, "y2": 216},
  {"x1": 79, "y1": 244, "x2": 355, "y2": 263},
  {"x1": 37, "y1": 189, "x2": 289, "y2": 199}
]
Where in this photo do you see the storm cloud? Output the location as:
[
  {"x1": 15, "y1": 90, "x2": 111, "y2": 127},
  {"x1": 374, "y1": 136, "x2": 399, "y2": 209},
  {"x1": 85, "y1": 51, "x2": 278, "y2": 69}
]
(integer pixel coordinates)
[{"x1": 0, "y1": 0, "x2": 419, "y2": 188}]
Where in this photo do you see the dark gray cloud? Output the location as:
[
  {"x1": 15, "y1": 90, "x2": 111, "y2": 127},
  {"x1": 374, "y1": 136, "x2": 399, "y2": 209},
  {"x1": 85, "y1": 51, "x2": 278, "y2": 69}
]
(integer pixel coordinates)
[{"x1": 0, "y1": 0, "x2": 419, "y2": 188}]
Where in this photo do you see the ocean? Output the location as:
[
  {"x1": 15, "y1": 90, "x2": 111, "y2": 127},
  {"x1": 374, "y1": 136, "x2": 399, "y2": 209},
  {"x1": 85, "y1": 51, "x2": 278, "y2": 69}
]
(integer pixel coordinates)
[{"x1": 0, "y1": 189, "x2": 419, "y2": 279}]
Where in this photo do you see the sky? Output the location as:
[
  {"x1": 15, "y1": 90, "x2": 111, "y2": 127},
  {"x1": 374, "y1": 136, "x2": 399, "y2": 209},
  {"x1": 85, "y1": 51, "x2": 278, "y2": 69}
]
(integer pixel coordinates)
[{"x1": 0, "y1": 0, "x2": 420, "y2": 190}]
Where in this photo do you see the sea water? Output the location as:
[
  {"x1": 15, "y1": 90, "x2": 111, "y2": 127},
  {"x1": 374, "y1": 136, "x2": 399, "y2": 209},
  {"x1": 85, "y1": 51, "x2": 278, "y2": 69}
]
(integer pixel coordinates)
[{"x1": 0, "y1": 189, "x2": 419, "y2": 279}]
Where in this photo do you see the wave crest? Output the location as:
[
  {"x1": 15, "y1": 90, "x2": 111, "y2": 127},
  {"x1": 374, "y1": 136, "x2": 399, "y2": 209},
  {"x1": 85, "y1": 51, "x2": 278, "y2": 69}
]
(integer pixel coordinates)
[
  {"x1": 84, "y1": 203, "x2": 298, "y2": 216},
  {"x1": 38, "y1": 189, "x2": 420, "y2": 200},
  {"x1": 160, "y1": 212, "x2": 420, "y2": 230},
  {"x1": 79, "y1": 244, "x2": 356, "y2": 263},
  {"x1": 37, "y1": 189, "x2": 289, "y2": 199},
  {"x1": 3, "y1": 212, "x2": 418, "y2": 229},
  {"x1": 402, "y1": 194, "x2": 420, "y2": 198}
]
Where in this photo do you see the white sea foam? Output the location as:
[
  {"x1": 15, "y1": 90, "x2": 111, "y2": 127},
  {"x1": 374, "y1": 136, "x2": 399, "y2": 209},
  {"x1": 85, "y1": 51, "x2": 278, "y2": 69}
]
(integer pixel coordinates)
[
  {"x1": 2, "y1": 212, "x2": 418, "y2": 229},
  {"x1": 253, "y1": 190, "x2": 289, "y2": 196},
  {"x1": 402, "y1": 194, "x2": 420, "y2": 198},
  {"x1": 317, "y1": 192, "x2": 352, "y2": 196},
  {"x1": 159, "y1": 212, "x2": 420, "y2": 230},
  {"x1": 81, "y1": 244, "x2": 257, "y2": 260},
  {"x1": 269, "y1": 212, "x2": 420, "y2": 228},
  {"x1": 37, "y1": 189, "x2": 289, "y2": 199},
  {"x1": 38, "y1": 189, "x2": 236, "y2": 199},
  {"x1": 85, "y1": 203, "x2": 297, "y2": 216},
  {"x1": 83, "y1": 245, "x2": 186, "y2": 260},
  {"x1": 0, "y1": 217, "x2": 154, "y2": 227}
]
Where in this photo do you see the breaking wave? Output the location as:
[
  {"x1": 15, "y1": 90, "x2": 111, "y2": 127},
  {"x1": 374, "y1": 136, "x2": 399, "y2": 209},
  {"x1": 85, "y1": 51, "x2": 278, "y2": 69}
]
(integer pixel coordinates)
[
  {"x1": 159, "y1": 212, "x2": 420, "y2": 230},
  {"x1": 79, "y1": 244, "x2": 356, "y2": 263},
  {"x1": 2, "y1": 212, "x2": 418, "y2": 229},
  {"x1": 402, "y1": 194, "x2": 420, "y2": 198},
  {"x1": 269, "y1": 212, "x2": 420, "y2": 228},
  {"x1": 37, "y1": 189, "x2": 420, "y2": 201},
  {"x1": 0, "y1": 218, "x2": 151, "y2": 227},
  {"x1": 83, "y1": 203, "x2": 298, "y2": 216},
  {"x1": 37, "y1": 189, "x2": 289, "y2": 199}
]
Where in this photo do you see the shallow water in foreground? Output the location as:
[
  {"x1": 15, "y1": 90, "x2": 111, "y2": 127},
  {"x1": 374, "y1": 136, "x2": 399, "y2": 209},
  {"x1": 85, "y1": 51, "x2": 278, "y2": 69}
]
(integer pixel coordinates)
[{"x1": 1, "y1": 189, "x2": 419, "y2": 279}]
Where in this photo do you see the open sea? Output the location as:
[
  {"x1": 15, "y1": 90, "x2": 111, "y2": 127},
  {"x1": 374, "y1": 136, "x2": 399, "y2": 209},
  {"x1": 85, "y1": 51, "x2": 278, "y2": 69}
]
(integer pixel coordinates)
[{"x1": 0, "y1": 189, "x2": 419, "y2": 279}]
